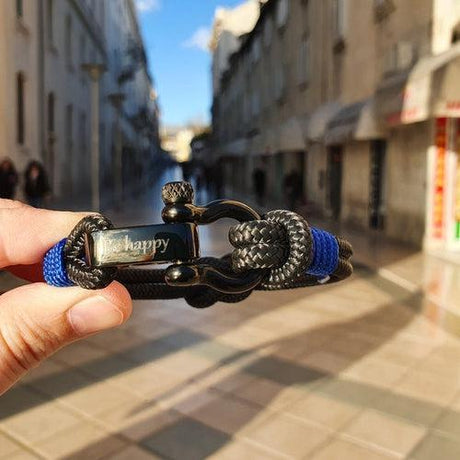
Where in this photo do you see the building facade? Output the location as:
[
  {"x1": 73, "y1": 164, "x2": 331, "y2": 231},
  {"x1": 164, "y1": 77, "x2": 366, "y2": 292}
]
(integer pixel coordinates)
[
  {"x1": 0, "y1": 0, "x2": 160, "y2": 208},
  {"x1": 211, "y1": 0, "x2": 460, "y2": 253}
]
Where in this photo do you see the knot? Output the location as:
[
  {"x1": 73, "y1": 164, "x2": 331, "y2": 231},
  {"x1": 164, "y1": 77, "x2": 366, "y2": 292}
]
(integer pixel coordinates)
[
  {"x1": 229, "y1": 210, "x2": 313, "y2": 289},
  {"x1": 229, "y1": 220, "x2": 287, "y2": 271},
  {"x1": 229, "y1": 211, "x2": 353, "y2": 289},
  {"x1": 43, "y1": 239, "x2": 74, "y2": 287},
  {"x1": 308, "y1": 228, "x2": 339, "y2": 277},
  {"x1": 65, "y1": 215, "x2": 118, "y2": 290}
]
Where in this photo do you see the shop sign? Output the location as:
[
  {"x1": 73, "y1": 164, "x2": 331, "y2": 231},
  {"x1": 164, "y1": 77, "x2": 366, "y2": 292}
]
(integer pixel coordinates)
[
  {"x1": 432, "y1": 118, "x2": 447, "y2": 239},
  {"x1": 455, "y1": 119, "x2": 460, "y2": 240},
  {"x1": 437, "y1": 100, "x2": 460, "y2": 118}
]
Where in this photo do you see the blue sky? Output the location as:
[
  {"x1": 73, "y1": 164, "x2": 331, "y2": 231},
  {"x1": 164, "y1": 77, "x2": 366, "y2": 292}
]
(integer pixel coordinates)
[{"x1": 136, "y1": 0, "x2": 243, "y2": 127}]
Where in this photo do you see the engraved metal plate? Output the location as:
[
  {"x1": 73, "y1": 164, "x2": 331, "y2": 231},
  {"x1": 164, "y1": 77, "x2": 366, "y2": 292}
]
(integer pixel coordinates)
[{"x1": 85, "y1": 223, "x2": 200, "y2": 268}]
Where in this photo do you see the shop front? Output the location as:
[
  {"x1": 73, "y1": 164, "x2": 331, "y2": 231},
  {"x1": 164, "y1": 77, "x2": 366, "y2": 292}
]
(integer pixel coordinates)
[
  {"x1": 304, "y1": 102, "x2": 342, "y2": 216},
  {"x1": 325, "y1": 99, "x2": 386, "y2": 226},
  {"x1": 376, "y1": 42, "x2": 460, "y2": 251}
]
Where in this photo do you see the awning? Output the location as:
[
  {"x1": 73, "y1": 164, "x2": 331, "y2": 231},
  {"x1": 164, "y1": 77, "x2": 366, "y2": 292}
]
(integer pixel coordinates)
[
  {"x1": 325, "y1": 98, "x2": 385, "y2": 145},
  {"x1": 305, "y1": 102, "x2": 342, "y2": 142},
  {"x1": 221, "y1": 138, "x2": 248, "y2": 157},
  {"x1": 278, "y1": 117, "x2": 305, "y2": 152},
  {"x1": 376, "y1": 42, "x2": 460, "y2": 126}
]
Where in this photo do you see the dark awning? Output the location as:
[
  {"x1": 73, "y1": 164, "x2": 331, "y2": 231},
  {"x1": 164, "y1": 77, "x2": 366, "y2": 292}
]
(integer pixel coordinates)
[{"x1": 325, "y1": 99, "x2": 384, "y2": 145}]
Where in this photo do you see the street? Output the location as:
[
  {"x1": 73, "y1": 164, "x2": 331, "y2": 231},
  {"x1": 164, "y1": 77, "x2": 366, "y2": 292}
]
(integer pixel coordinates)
[{"x1": 1, "y1": 176, "x2": 459, "y2": 459}]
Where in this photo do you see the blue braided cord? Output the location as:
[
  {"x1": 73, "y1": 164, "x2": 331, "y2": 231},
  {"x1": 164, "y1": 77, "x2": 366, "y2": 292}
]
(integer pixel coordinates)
[
  {"x1": 43, "y1": 238, "x2": 75, "y2": 287},
  {"x1": 307, "y1": 227, "x2": 339, "y2": 277}
]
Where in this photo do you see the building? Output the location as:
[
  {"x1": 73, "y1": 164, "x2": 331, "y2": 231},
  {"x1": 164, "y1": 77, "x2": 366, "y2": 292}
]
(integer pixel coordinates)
[
  {"x1": 0, "y1": 0, "x2": 160, "y2": 208},
  {"x1": 209, "y1": 0, "x2": 261, "y2": 98},
  {"x1": 211, "y1": 0, "x2": 460, "y2": 253},
  {"x1": 161, "y1": 126, "x2": 195, "y2": 163}
]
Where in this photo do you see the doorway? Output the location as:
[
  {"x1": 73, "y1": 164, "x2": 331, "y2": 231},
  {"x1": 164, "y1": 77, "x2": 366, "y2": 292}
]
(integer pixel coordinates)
[
  {"x1": 369, "y1": 140, "x2": 386, "y2": 229},
  {"x1": 328, "y1": 146, "x2": 343, "y2": 220}
]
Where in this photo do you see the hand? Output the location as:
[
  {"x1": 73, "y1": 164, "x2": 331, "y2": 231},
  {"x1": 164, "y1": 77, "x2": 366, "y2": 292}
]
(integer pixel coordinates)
[{"x1": 0, "y1": 200, "x2": 132, "y2": 395}]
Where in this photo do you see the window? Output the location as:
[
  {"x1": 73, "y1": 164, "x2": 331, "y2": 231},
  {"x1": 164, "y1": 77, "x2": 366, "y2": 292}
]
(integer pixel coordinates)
[
  {"x1": 274, "y1": 65, "x2": 286, "y2": 101},
  {"x1": 333, "y1": 0, "x2": 346, "y2": 39},
  {"x1": 251, "y1": 91, "x2": 260, "y2": 117},
  {"x1": 80, "y1": 34, "x2": 86, "y2": 65},
  {"x1": 47, "y1": 0, "x2": 54, "y2": 45},
  {"x1": 263, "y1": 18, "x2": 273, "y2": 47},
  {"x1": 65, "y1": 15, "x2": 73, "y2": 68},
  {"x1": 17, "y1": 73, "x2": 25, "y2": 145},
  {"x1": 16, "y1": 0, "x2": 23, "y2": 18},
  {"x1": 66, "y1": 104, "x2": 73, "y2": 155},
  {"x1": 383, "y1": 41, "x2": 415, "y2": 73},
  {"x1": 99, "y1": 0, "x2": 105, "y2": 30},
  {"x1": 79, "y1": 111, "x2": 87, "y2": 155},
  {"x1": 251, "y1": 37, "x2": 261, "y2": 63},
  {"x1": 374, "y1": 0, "x2": 395, "y2": 22},
  {"x1": 276, "y1": 0, "x2": 289, "y2": 28},
  {"x1": 333, "y1": 54, "x2": 343, "y2": 98},
  {"x1": 298, "y1": 36, "x2": 310, "y2": 85},
  {"x1": 262, "y1": 61, "x2": 271, "y2": 108},
  {"x1": 47, "y1": 93, "x2": 55, "y2": 132},
  {"x1": 99, "y1": 122, "x2": 105, "y2": 158}
]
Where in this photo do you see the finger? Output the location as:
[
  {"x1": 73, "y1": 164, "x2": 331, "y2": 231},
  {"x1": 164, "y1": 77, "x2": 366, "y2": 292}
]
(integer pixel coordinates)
[
  {"x1": 0, "y1": 281, "x2": 132, "y2": 395},
  {"x1": 0, "y1": 199, "x2": 27, "y2": 209},
  {"x1": 0, "y1": 206, "x2": 91, "y2": 268}
]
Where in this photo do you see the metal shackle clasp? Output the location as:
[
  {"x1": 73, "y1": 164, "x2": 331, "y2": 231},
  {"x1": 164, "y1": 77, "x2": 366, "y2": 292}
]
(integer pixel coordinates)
[{"x1": 161, "y1": 181, "x2": 264, "y2": 294}]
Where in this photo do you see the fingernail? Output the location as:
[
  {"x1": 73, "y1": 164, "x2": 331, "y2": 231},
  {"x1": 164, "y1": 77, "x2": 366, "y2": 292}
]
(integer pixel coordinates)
[{"x1": 68, "y1": 296, "x2": 124, "y2": 336}]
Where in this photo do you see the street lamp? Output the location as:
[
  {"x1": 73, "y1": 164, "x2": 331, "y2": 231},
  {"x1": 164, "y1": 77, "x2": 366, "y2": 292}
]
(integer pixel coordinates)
[
  {"x1": 82, "y1": 63, "x2": 106, "y2": 211},
  {"x1": 108, "y1": 92, "x2": 126, "y2": 208}
]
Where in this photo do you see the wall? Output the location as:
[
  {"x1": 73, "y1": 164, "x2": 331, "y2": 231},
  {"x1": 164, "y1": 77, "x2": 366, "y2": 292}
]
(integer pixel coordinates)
[
  {"x1": 0, "y1": 0, "x2": 40, "y2": 178},
  {"x1": 341, "y1": 141, "x2": 371, "y2": 228},
  {"x1": 385, "y1": 121, "x2": 430, "y2": 245}
]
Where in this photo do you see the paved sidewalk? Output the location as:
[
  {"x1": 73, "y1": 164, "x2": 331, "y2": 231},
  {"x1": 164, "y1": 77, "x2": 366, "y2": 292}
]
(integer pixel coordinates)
[{"x1": 0, "y1": 194, "x2": 459, "y2": 459}]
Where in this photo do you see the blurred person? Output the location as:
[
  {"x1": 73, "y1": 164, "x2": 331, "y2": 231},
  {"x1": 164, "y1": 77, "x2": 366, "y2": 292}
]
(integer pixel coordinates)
[
  {"x1": 0, "y1": 202, "x2": 132, "y2": 395},
  {"x1": 24, "y1": 160, "x2": 50, "y2": 208},
  {"x1": 0, "y1": 158, "x2": 18, "y2": 199},
  {"x1": 284, "y1": 169, "x2": 303, "y2": 211},
  {"x1": 252, "y1": 166, "x2": 266, "y2": 206}
]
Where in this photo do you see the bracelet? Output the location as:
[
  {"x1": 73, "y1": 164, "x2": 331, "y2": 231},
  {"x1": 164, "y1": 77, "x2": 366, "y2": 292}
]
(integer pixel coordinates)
[{"x1": 43, "y1": 181, "x2": 353, "y2": 308}]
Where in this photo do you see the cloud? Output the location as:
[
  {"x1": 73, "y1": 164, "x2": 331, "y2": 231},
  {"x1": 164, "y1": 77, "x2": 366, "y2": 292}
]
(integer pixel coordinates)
[
  {"x1": 182, "y1": 27, "x2": 211, "y2": 52},
  {"x1": 135, "y1": 0, "x2": 160, "y2": 13}
]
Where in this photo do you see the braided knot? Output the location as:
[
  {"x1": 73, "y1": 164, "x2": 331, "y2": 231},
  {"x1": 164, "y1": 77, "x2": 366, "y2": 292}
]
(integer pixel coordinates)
[
  {"x1": 230, "y1": 210, "x2": 313, "y2": 289},
  {"x1": 229, "y1": 210, "x2": 353, "y2": 289}
]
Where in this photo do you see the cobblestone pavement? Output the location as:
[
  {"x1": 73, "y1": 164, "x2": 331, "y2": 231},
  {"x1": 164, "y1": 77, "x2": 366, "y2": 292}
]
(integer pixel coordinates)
[{"x1": 1, "y1": 184, "x2": 460, "y2": 459}]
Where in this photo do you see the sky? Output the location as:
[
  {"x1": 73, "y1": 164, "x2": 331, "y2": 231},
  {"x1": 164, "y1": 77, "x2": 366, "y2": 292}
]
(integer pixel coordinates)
[{"x1": 135, "y1": 0, "x2": 244, "y2": 127}]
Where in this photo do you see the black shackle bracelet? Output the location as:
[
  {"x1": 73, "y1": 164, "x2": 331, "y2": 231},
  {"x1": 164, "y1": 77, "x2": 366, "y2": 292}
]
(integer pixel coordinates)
[{"x1": 43, "y1": 181, "x2": 353, "y2": 308}]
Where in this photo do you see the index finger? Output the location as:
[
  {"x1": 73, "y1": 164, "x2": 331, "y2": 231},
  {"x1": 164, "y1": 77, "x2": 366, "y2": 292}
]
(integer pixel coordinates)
[{"x1": 0, "y1": 203, "x2": 89, "y2": 268}]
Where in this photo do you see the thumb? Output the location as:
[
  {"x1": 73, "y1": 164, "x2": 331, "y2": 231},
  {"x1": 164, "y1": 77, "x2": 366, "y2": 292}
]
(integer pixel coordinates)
[{"x1": 0, "y1": 281, "x2": 132, "y2": 394}]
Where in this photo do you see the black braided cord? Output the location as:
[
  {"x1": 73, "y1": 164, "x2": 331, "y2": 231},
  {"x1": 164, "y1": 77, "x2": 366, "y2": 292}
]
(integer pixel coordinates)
[{"x1": 63, "y1": 183, "x2": 353, "y2": 308}]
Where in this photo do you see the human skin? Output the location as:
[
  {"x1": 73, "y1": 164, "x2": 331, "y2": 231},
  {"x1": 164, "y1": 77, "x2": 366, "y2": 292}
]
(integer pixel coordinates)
[{"x1": 0, "y1": 199, "x2": 132, "y2": 395}]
